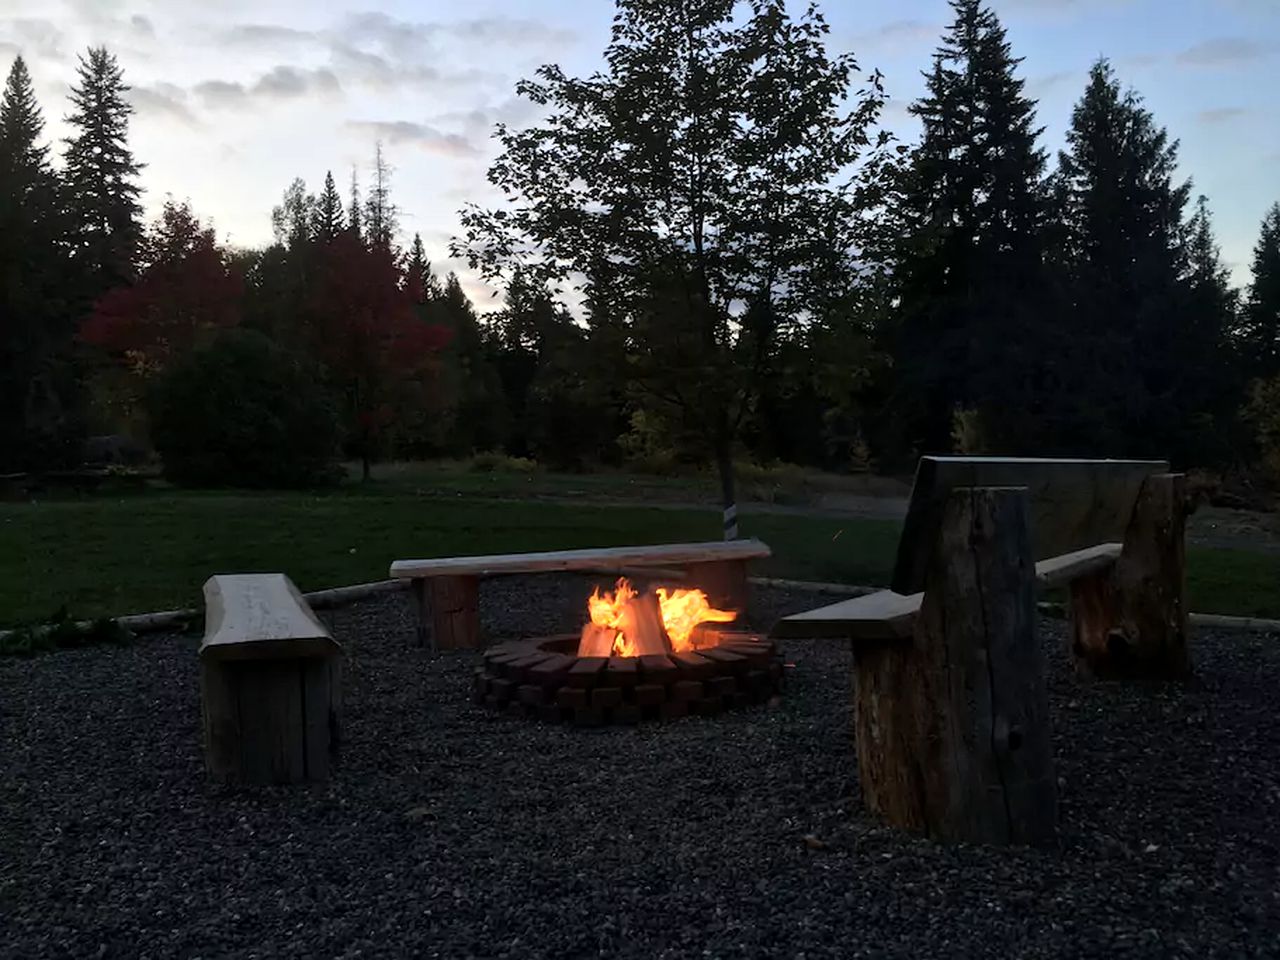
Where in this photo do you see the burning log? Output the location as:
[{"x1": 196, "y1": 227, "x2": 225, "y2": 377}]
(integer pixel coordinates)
[
  {"x1": 618, "y1": 591, "x2": 672, "y2": 657},
  {"x1": 578, "y1": 623, "x2": 616, "y2": 658}
]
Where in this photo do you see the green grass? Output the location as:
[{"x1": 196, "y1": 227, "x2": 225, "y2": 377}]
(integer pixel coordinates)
[{"x1": 2, "y1": 487, "x2": 1278, "y2": 626}]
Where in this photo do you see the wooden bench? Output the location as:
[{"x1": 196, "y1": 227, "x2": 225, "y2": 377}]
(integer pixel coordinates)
[
  {"x1": 772, "y1": 457, "x2": 1190, "y2": 846},
  {"x1": 200, "y1": 574, "x2": 342, "y2": 785},
  {"x1": 389, "y1": 539, "x2": 772, "y2": 650}
]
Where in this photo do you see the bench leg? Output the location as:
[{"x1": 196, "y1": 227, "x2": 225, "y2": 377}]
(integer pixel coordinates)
[
  {"x1": 414, "y1": 576, "x2": 481, "y2": 651},
  {"x1": 1069, "y1": 473, "x2": 1190, "y2": 680},
  {"x1": 683, "y1": 559, "x2": 750, "y2": 613},
  {"x1": 855, "y1": 486, "x2": 1057, "y2": 847}
]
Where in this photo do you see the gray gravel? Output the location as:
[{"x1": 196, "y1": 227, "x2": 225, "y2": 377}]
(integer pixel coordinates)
[{"x1": 2, "y1": 576, "x2": 1278, "y2": 959}]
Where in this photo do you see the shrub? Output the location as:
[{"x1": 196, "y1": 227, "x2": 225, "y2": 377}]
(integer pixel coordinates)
[
  {"x1": 149, "y1": 329, "x2": 339, "y2": 488},
  {"x1": 468, "y1": 452, "x2": 539, "y2": 474}
]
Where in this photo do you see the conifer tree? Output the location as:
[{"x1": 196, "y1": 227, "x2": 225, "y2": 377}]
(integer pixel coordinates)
[
  {"x1": 1056, "y1": 59, "x2": 1191, "y2": 456},
  {"x1": 313, "y1": 170, "x2": 344, "y2": 244},
  {"x1": 893, "y1": 0, "x2": 1051, "y2": 454},
  {"x1": 405, "y1": 233, "x2": 440, "y2": 302},
  {"x1": 1, "y1": 55, "x2": 78, "y2": 469},
  {"x1": 364, "y1": 141, "x2": 396, "y2": 250},
  {"x1": 62, "y1": 46, "x2": 143, "y2": 292},
  {"x1": 348, "y1": 165, "x2": 362, "y2": 240},
  {"x1": 1243, "y1": 203, "x2": 1280, "y2": 379}
]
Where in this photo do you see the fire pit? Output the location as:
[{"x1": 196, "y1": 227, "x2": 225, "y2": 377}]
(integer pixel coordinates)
[{"x1": 473, "y1": 577, "x2": 784, "y2": 725}]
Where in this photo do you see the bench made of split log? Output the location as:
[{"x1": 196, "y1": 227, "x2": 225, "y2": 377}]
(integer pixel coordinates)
[
  {"x1": 389, "y1": 539, "x2": 772, "y2": 650},
  {"x1": 200, "y1": 574, "x2": 342, "y2": 785},
  {"x1": 772, "y1": 457, "x2": 1189, "y2": 847}
]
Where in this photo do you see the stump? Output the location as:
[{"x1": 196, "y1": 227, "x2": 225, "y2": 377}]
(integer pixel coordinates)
[
  {"x1": 413, "y1": 575, "x2": 481, "y2": 650},
  {"x1": 853, "y1": 487, "x2": 1058, "y2": 846},
  {"x1": 1069, "y1": 473, "x2": 1190, "y2": 680},
  {"x1": 200, "y1": 574, "x2": 342, "y2": 785}
]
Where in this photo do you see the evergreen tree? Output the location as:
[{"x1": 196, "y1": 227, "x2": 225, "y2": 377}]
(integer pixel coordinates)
[
  {"x1": 270, "y1": 177, "x2": 314, "y2": 250},
  {"x1": 0, "y1": 55, "x2": 79, "y2": 469},
  {"x1": 348, "y1": 165, "x2": 362, "y2": 240},
  {"x1": 62, "y1": 46, "x2": 144, "y2": 293},
  {"x1": 437, "y1": 273, "x2": 506, "y2": 453},
  {"x1": 892, "y1": 0, "x2": 1051, "y2": 455},
  {"x1": 405, "y1": 233, "x2": 440, "y2": 302},
  {"x1": 1243, "y1": 203, "x2": 1280, "y2": 379},
  {"x1": 1056, "y1": 59, "x2": 1191, "y2": 457},
  {"x1": 312, "y1": 170, "x2": 344, "y2": 244},
  {"x1": 364, "y1": 141, "x2": 396, "y2": 250}
]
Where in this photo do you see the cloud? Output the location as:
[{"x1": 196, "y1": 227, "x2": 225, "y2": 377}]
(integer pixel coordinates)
[
  {"x1": 1196, "y1": 106, "x2": 1249, "y2": 124},
  {"x1": 0, "y1": 17, "x2": 64, "y2": 59},
  {"x1": 345, "y1": 120, "x2": 478, "y2": 157},
  {"x1": 128, "y1": 82, "x2": 198, "y2": 125},
  {"x1": 194, "y1": 66, "x2": 342, "y2": 109},
  {"x1": 339, "y1": 12, "x2": 575, "y2": 55},
  {"x1": 446, "y1": 18, "x2": 576, "y2": 46},
  {"x1": 219, "y1": 24, "x2": 320, "y2": 47},
  {"x1": 329, "y1": 42, "x2": 495, "y2": 92},
  {"x1": 129, "y1": 15, "x2": 154, "y2": 39},
  {"x1": 1027, "y1": 70, "x2": 1078, "y2": 96},
  {"x1": 1176, "y1": 37, "x2": 1272, "y2": 66}
]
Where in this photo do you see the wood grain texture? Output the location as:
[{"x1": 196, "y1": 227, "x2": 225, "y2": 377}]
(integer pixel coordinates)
[
  {"x1": 771, "y1": 590, "x2": 922, "y2": 642},
  {"x1": 855, "y1": 487, "x2": 1058, "y2": 847},
  {"x1": 892, "y1": 457, "x2": 1167, "y2": 594},
  {"x1": 428, "y1": 575, "x2": 481, "y2": 650},
  {"x1": 201, "y1": 573, "x2": 338, "y2": 661},
  {"x1": 236, "y1": 660, "x2": 305, "y2": 784},
  {"x1": 389, "y1": 539, "x2": 771, "y2": 579},
  {"x1": 1072, "y1": 474, "x2": 1191, "y2": 679}
]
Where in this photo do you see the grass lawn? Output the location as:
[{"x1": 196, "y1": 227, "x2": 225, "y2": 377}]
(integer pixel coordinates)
[{"x1": 2, "y1": 487, "x2": 1278, "y2": 626}]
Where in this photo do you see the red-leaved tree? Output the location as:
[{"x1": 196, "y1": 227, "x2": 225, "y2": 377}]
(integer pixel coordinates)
[
  {"x1": 82, "y1": 200, "x2": 242, "y2": 377},
  {"x1": 309, "y1": 231, "x2": 450, "y2": 479}
]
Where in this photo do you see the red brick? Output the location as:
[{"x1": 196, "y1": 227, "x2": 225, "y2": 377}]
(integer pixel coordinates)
[
  {"x1": 504, "y1": 700, "x2": 529, "y2": 718},
  {"x1": 708, "y1": 675, "x2": 737, "y2": 698},
  {"x1": 528, "y1": 653, "x2": 575, "y2": 687},
  {"x1": 670, "y1": 651, "x2": 715, "y2": 679},
  {"x1": 606, "y1": 656, "x2": 640, "y2": 688},
  {"x1": 501, "y1": 652, "x2": 556, "y2": 683},
  {"x1": 690, "y1": 696, "x2": 723, "y2": 716},
  {"x1": 659, "y1": 700, "x2": 689, "y2": 721},
  {"x1": 556, "y1": 686, "x2": 588, "y2": 709},
  {"x1": 517, "y1": 684, "x2": 546, "y2": 707},
  {"x1": 489, "y1": 677, "x2": 515, "y2": 701},
  {"x1": 728, "y1": 691, "x2": 751, "y2": 710},
  {"x1": 612, "y1": 703, "x2": 642, "y2": 725},
  {"x1": 566, "y1": 657, "x2": 609, "y2": 688},
  {"x1": 638, "y1": 654, "x2": 678, "y2": 684},
  {"x1": 573, "y1": 706, "x2": 606, "y2": 727},
  {"x1": 670, "y1": 680, "x2": 704, "y2": 703},
  {"x1": 745, "y1": 669, "x2": 773, "y2": 698},
  {"x1": 634, "y1": 683, "x2": 666, "y2": 707},
  {"x1": 721, "y1": 642, "x2": 772, "y2": 667},
  {"x1": 536, "y1": 703, "x2": 564, "y2": 724},
  {"x1": 591, "y1": 686, "x2": 623, "y2": 710},
  {"x1": 699, "y1": 648, "x2": 749, "y2": 674}
]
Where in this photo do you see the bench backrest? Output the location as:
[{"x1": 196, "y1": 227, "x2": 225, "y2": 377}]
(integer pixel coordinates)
[{"x1": 890, "y1": 457, "x2": 1169, "y2": 594}]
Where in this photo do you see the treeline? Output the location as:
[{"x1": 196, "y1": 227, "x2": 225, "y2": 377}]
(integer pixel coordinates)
[{"x1": 3, "y1": 1, "x2": 1280, "y2": 497}]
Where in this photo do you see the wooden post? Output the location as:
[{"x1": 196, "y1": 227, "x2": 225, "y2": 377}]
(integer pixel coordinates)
[
  {"x1": 683, "y1": 559, "x2": 750, "y2": 613},
  {"x1": 422, "y1": 575, "x2": 481, "y2": 651},
  {"x1": 853, "y1": 486, "x2": 1058, "y2": 847},
  {"x1": 1069, "y1": 473, "x2": 1190, "y2": 680}
]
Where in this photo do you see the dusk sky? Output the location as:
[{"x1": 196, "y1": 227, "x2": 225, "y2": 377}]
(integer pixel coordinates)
[{"x1": 2, "y1": 0, "x2": 1277, "y2": 299}]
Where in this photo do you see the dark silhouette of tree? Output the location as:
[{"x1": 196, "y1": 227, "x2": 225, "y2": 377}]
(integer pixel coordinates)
[
  {"x1": 892, "y1": 0, "x2": 1051, "y2": 455},
  {"x1": 271, "y1": 177, "x2": 314, "y2": 250},
  {"x1": 348, "y1": 165, "x2": 362, "y2": 239},
  {"x1": 0, "y1": 55, "x2": 79, "y2": 469},
  {"x1": 312, "y1": 170, "x2": 344, "y2": 244},
  {"x1": 457, "y1": 0, "x2": 889, "y2": 527},
  {"x1": 62, "y1": 46, "x2": 143, "y2": 293},
  {"x1": 1242, "y1": 202, "x2": 1280, "y2": 379},
  {"x1": 1055, "y1": 59, "x2": 1191, "y2": 458},
  {"x1": 363, "y1": 141, "x2": 397, "y2": 250},
  {"x1": 405, "y1": 233, "x2": 441, "y2": 302}
]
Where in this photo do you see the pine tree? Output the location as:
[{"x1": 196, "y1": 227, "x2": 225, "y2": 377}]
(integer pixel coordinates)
[
  {"x1": 1243, "y1": 203, "x2": 1280, "y2": 379},
  {"x1": 405, "y1": 233, "x2": 440, "y2": 302},
  {"x1": 892, "y1": 0, "x2": 1051, "y2": 454},
  {"x1": 364, "y1": 141, "x2": 396, "y2": 250},
  {"x1": 63, "y1": 46, "x2": 144, "y2": 292},
  {"x1": 1056, "y1": 59, "x2": 1191, "y2": 457},
  {"x1": 270, "y1": 177, "x2": 314, "y2": 250},
  {"x1": 312, "y1": 170, "x2": 344, "y2": 244},
  {"x1": 0, "y1": 55, "x2": 79, "y2": 469},
  {"x1": 348, "y1": 165, "x2": 362, "y2": 240}
]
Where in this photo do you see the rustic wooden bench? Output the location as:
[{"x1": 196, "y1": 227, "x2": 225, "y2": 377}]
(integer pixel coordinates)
[
  {"x1": 772, "y1": 457, "x2": 1189, "y2": 846},
  {"x1": 200, "y1": 574, "x2": 342, "y2": 785},
  {"x1": 389, "y1": 538, "x2": 772, "y2": 650}
]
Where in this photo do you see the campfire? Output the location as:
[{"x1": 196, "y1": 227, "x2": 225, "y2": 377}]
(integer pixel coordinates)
[{"x1": 577, "y1": 578, "x2": 738, "y2": 658}]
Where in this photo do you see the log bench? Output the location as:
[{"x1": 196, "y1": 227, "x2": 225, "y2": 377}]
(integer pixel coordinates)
[
  {"x1": 200, "y1": 574, "x2": 342, "y2": 785},
  {"x1": 772, "y1": 457, "x2": 1190, "y2": 846},
  {"x1": 389, "y1": 539, "x2": 772, "y2": 650}
]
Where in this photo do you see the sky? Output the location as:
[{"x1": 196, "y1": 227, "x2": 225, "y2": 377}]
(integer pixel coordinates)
[{"x1": 1, "y1": 0, "x2": 1278, "y2": 299}]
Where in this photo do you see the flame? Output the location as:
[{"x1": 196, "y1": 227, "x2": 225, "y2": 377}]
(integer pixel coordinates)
[{"x1": 582, "y1": 578, "x2": 737, "y2": 656}]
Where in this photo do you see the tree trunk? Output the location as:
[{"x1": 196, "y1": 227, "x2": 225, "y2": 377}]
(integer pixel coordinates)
[
  {"x1": 713, "y1": 416, "x2": 737, "y2": 541},
  {"x1": 361, "y1": 450, "x2": 370, "y2": 483}
]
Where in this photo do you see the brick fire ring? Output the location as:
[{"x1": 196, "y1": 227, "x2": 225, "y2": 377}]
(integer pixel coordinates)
[{"x1": 473, "y1": 634, "x2": 784, "y2": 726}]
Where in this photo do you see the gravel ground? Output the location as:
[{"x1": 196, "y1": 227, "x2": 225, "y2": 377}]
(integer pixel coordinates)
[{"x1": 2, "y1": 577, "x2": 1278, "y2": 959}]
